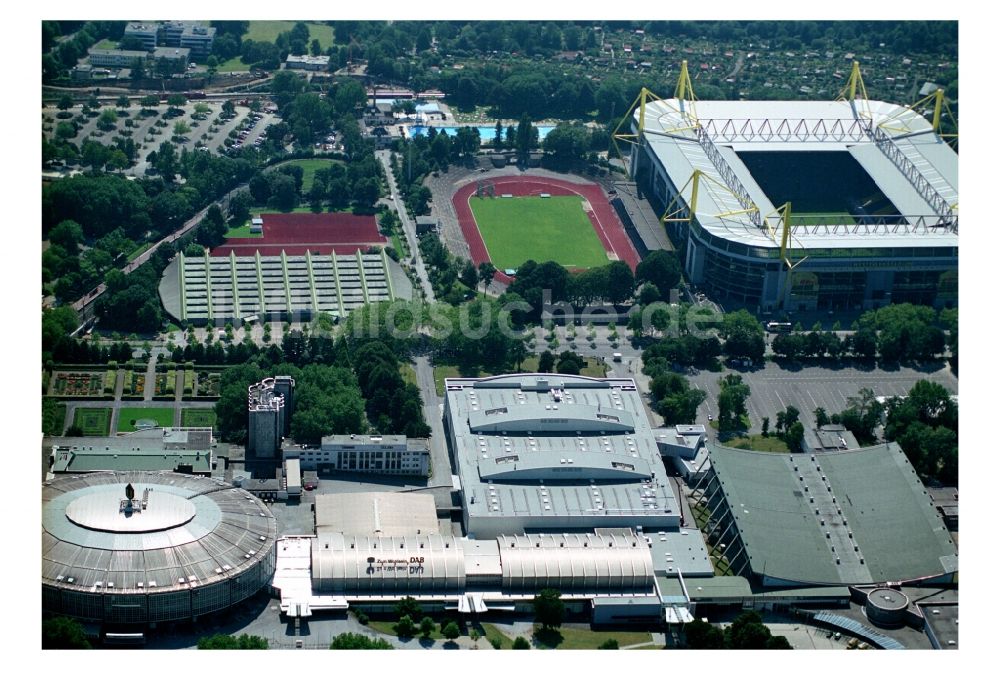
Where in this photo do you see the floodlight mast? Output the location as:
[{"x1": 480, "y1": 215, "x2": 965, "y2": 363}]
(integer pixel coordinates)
[{"x1": 611, "y1": 61, "x2": 699, "y2": 179}]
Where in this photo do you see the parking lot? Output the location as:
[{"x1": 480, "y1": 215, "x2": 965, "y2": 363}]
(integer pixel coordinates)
[
  {"x1": 688, "y1": 360, "x2": 958, "y2": 435},
  {"x1": 42, "y1": 99, "x2": 279, "y2": 176}
]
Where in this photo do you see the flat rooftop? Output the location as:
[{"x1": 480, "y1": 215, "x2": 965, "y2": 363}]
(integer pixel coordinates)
[
  {"x1": 637, "y1": 97, "x2": 958, "y2": 250},
  {"x1": 707, "y1": 442, "x2": 958, "y2": 585},
  {"x1": 49, "y1": 428, "x2": 214, "y2": 474},
  {"x1": 445, "y1": 374, "x2": 679, "y2": 536},
  {"x1": 314, "y1": 492, "x2": 439, "y2": 537}
]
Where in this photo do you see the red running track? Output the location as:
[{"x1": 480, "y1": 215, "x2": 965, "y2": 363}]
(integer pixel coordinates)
[
  {"x1": 211, "y1": 212, "x2": 386, "y2": 257},
  {"x1": 451, "y1": 176, "x2": 640, "y2": 284}
]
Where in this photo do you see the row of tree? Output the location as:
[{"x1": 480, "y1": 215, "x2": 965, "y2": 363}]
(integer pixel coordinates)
[{"x1": 684, "y1": 610, "x2": 792, "y2": 649}]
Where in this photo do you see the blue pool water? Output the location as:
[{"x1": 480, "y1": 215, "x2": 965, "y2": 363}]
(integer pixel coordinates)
[{"x1": 408, "y1": 124, "x2": 555, "y2": 140}]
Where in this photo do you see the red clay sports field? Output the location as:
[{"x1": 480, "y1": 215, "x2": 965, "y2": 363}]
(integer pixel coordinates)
[
  {"x1": 451, "y1": 175, "x2": 640, "y2": 283},
  {"x1": 211, "y1": 212, "x2": 387, "y2": 257}
]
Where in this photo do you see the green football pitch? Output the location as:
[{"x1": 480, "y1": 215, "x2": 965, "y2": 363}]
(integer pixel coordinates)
[{"x1": 469, "y1": 195, "x2": 610, "y2": 270}]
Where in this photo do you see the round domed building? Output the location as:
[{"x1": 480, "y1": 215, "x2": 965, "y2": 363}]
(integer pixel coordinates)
[{"x1": 42, "y1": 471, "x2": 277, "y2": 627}]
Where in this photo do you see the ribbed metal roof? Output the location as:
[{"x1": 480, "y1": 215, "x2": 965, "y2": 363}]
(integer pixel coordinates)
[{"x1": 42, "y1": 472, "x2": 277, "y2": 594}]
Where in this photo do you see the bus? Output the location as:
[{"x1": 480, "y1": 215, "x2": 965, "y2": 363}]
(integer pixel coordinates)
[{"x1": 765, "y1": 321, "x2": 793, "y2": 333}]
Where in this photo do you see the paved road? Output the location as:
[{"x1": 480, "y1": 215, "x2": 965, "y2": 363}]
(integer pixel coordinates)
[
  {"x1": 413, "y1": 355, "x2": 452, "y2": 486},
  {"x1": 376, "y1": 149, "x2": 435, "y2": 301},
  {"x1": 687, "y1": 360, "x2": 957, "y2": 437}
]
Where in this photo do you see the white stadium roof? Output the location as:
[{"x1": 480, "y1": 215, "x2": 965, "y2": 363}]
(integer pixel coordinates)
[{"x1": 637, "y1": 98, "x2": 958, "y2": 251}]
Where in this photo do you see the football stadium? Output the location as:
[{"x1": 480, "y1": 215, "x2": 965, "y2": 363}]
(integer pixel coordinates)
[{"x1": 623, "y1": 63, "x2": 958, "y2": 312}]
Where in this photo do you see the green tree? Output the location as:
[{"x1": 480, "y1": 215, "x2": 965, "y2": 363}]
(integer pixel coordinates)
[
  {"x1": 537, "y1": 350, "x2": 555, "y2": 373},
  {"x1": 57, "y1": 94, "x2": 74, "y2": 111},
  {"x1": 394, "y1": 595, "x2": 421, "y2": 620},
  {"x1": 48, "y1": 220, "x2": 84, "y2": 253},
  {"x1": 419, "y1": 616, "x2": 436, "y2": 639},
  {"x1": 42, "y1": 616, "x2": 91, "y2": 649},
  {"x1": 761, "y1": 416, "x2": 770, "y2": 437},
  {"x1": 228, "y1": 190, "x2": 252, "y2": 225},
  {"x1": 329, "y1": 633, "x2": 393, "y2": 649},
  {"x1": 635, "y1": 250, "x2": 681, "y2": 299},
  {"x1": 512, "y1": 636, "x2": 531, "y2": 649},
  {"x1": 786, "y1": 421, "x2": 805, "y2": 450},
  {"x1": 814, "y1": 407, "x2": 830, "y2": 427},
  {"x1": 722, "y1": 611, "x2": 790, "y2": 649},
  {"x1": 605, "y1": 260, "x2": 635, "y2": 305},
  {"x1": 515, "y1": 113, "x2": 538, "y2": 157},
  {"x1": 532, "y1": 588, "x2": 565, "y2": 630},
  {"x1": 197, "y1": 633, "x2": 268, "y2": 649},
  {"x1": 96, "y1": 107, "x2": 118, "y2": 131},
  {"x1": 478, "y1": 261, "x2": 497, "y2": 290},
  {"x1": 717, "y1": 373, "x2": 750, "y2": 432},
  {"x1": 597, "y1": 639, "x2": 619, "y2": 649},
  {"x1": 460, "y1": 260, "x2": 478, "y2": 290},
  {"x1": 684, "y1": 619, "x2": 724, "y2": 649},
  {"x1": 442, "y1": 621, "x2": 461, "y2": 641},
  {"x1": 153, "y1": 140, "x2": 178, "y2": 180},
  {"x1": 393, "y1": 615, "x2": 417, "y2": 639},
  {"x1": 637, "y1": 282, "x2": 660, "y2": 305},
  {"x1": 720, "y1": 309, "x2": 765, "y2": 362}
]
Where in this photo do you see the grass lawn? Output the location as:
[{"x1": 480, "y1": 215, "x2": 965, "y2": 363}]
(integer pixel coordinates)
[
  {"x1": 43, "y1": 399, "x2": 67, "y2": 436},
  {"x1": 127, "y1": 242, "x2": 152, "y2": 262},
  {"x1": 117, "y1": 406, "x2": 175, "y2": 432},
  {"x1": 723, "y1": 434, "x2": 790, "y2": 452},
  {"x1": 391, "y1": 232, "x2": 405, "y2": 256},
  {"x1": 368, "y1": 620, "x2": 446, "y2": 641},
  {"x1": 245, "y1": 21, "x2": 335, "y2": 50},
  {"x1": 181, "y1": 408, "x2": 217, "y2": 429},
  {"x1": 72, "y1": 407, "x2": 112, "y2": 436},
  {"x1": 520, "y1": 355, "x2": 605, "y2": 378},
  {"x1": 216, "y1": 55, "x2": 251, "y2": 72},
  {"x1": 469, "y1": 195, "x2": 609, "y2": 270},
  {"x1": 432, "y1": 364, "x2": 465, "y2": 397},
  {"x1": 279, "y1": 158, "x2": 342, "y2": 193},
  {"x1": 399, "y1": 363, "x2": 417, "y2": 387},
  {"x1": 224, "y1": 224, "x2": 264, "y2": 238},
  {"x1": 93, "y1": 38, "x2": 117, "y2": 50},
  {"x1": 535, "y1": 627, "x2": 653, "y2": 650},
  {"x1": 480, "y1": 624, "x2": 514, "y2": 649},
  {"x1": 250, "y1": 206, "x2": 316, "y2": 216}
]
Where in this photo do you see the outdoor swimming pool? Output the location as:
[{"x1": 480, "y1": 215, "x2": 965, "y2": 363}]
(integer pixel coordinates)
[{"x1": 408, "y1": 124, "x2": 555, "y2": 140}]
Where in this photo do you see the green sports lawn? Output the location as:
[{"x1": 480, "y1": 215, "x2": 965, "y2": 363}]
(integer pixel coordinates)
[
  {"x1": 469, "y1": 195, "x2": 609, "y2": 270},
  {"x1": 117, "y1": 407, "x2": 175, "y2": 433}
]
